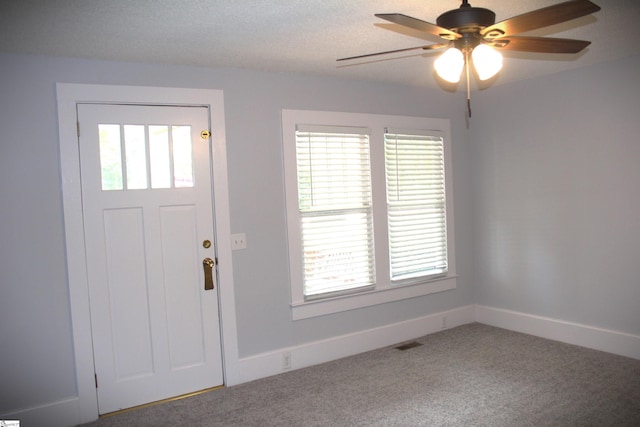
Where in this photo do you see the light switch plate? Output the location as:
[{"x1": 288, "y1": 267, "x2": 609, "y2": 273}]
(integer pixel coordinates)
[{"x1": 231, "y1": 233, "x2": 247, "y2": 250}]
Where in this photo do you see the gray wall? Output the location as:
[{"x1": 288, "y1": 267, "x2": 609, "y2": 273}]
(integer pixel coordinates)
[
  {"x1": 0, "y1": 53, "x2": 474, "y2": 415},
  {"x1": 470, "y1": 54, "x2": 640, "y2": 335},
  {"x1": 4, "y1": 49, "x2": 638, "y2": 420}
]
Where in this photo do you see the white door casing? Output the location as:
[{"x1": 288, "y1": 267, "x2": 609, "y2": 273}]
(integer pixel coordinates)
[
  {"x1": 57, "y1": 84, "x2": 240, "y2": 424},
  {"x1": 78, "y1": 103, "x2": 222, "y2": 413}
]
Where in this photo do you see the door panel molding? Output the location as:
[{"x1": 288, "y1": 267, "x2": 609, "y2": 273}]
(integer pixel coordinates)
[{"x1": 57, "y1": 84, "x2": 239, "y2": 424}]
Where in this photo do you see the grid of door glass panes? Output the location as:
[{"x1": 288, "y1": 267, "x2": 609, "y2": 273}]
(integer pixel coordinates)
[{"x1": 98, "y1": 124, "x2": 194, "y2": 190}]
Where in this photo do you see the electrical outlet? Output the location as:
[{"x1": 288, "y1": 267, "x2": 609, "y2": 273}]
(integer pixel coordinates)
[
  {"x1": 282, "y1": 351, "x2": 292, "y2": 370},
  {"x1": 441, "y1": 315, "x2": 448, "y2": 330},
  {"x1": 231, "y1": 233, "x2": 247, "y2": 250}
]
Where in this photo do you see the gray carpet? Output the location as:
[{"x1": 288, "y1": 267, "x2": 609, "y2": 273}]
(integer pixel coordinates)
[{"x1": 80, "y1": 323, "x2": 640, "y2": 426}]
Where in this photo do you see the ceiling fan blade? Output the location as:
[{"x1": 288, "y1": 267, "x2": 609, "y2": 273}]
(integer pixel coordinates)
[
  {"x1": 375, "y1": 13, "x2": 461, "y2": 40},
  {"x1": 337, "y1": 44, "x2": 448, "y2": 62},
  {"x1": 481, "y1": 0, "x2": 601, "y2": 38},
  {"x1": 489, "y1": 36, "x2": 591, "y2": 53}
]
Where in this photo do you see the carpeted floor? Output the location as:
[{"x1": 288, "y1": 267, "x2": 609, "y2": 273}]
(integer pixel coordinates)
[{"x1": 80, "y1": 323, "x2": 640, "y2": 426}]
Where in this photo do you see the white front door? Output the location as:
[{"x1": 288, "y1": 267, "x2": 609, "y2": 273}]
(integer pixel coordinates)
[{"x1": 77, "y1": 103, "x2": 224, "y2": 414}]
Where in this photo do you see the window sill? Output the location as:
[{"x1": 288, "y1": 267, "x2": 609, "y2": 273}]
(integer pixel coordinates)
[{"x1": 290, "y1": 275, "x2": 457, "y2": 320}]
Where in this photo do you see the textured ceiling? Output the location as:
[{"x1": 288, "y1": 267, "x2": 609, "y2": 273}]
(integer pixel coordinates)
[{"x1": 1, "y1": 0, "x2": 639, "y2": 89}]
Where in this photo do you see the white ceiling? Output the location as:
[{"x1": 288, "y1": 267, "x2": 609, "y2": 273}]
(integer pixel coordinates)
[{"x1": 1, "y1": 0, "x2": 639, "y2": 89}]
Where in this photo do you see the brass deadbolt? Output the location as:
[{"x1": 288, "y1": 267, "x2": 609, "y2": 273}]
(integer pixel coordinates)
[
  {"x1": 203, "y1": 240, "x2": 212, "y2": 248},
  {"x1": 200, "y1": 130, "x2": 211, "y2": 139}
]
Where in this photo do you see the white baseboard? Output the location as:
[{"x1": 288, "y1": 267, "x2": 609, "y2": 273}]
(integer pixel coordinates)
[
  {"x1": 236, "y1": 305, "x2": 476, "y2": 384},
  {"x1": 11, "y1": 304, "x2": 637, "y2": 425},
  {"x1": 475, "y1": 305, "x2": 640, "y2": 360},
  {"x1": 238, "y1": 304, "x2": 640, "y2": 386},
  {"x1": 1, "y1": 396, "x2": 83, "y2": 427}
]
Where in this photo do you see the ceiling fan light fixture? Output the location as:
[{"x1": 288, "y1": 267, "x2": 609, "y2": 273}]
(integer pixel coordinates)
[
  {"x1": 471, "y1": 44, "x2": 503, "y2": 80},
  {"x1": 342, "y1": 0, "x2": 601, "y2": 114},
  {"x1": 434, "y1": 47, "x2": 464, "y2": 83}
]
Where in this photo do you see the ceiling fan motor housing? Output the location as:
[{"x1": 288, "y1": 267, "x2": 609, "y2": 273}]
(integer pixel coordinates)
[{"x1": 436, "y1": 6, "x2": 496, "y2": 31}]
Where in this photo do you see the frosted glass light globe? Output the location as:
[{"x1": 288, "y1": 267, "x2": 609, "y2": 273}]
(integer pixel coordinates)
[
  {"x1": 434, "y1": 48, "x2": 464, "y2": 83},
  {"x1": 472, "y1": 44, "x2": 503, "y2": 80}
]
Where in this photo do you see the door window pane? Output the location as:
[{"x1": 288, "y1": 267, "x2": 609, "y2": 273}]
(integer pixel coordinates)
[
  {"x1": 149, "y1": 125, "x2": 171, "y2": 189},
  {"x1": 172, "y1": 126, "x2": 194, "y2": 188},
  {"x1": 124, "y1": 125, "x2": 148, "y2": 189},
  {"x1": 98, "y1": 124, "x2": 123, "y2": 190}
]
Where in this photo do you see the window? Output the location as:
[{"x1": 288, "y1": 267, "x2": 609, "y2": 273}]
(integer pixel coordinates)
[
  {"x1": 295, "y1": 125, "x2": 375, "y2": 299},
  {"x1": 282, "y1": 110, "x2": 456, "y2": 320},
  {"x1": 384, "y1": 130, "x2": 448, "y2": 281}
]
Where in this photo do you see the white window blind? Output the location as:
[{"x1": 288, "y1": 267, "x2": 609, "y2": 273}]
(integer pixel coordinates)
[
  {"x1": 384, "y1": 129, "x2": 448, "y2": 281},
  {"x1": 295, "y1": 125, "x2": 375, "y2": 299}
]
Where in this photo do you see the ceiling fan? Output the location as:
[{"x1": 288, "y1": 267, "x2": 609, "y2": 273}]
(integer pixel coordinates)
[{"x1": 338, "y1": 0, "x2": 601, "y2": 116}]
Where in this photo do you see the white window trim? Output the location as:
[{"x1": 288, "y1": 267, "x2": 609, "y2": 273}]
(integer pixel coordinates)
[{"x1": 282, "y1": 110, "x2": 457, "y2": 320}]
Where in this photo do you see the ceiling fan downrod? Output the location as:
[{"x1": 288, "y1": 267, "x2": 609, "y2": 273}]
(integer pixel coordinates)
[{"x1": 465, "y1": 51, "x2": 472, "y2": 118}]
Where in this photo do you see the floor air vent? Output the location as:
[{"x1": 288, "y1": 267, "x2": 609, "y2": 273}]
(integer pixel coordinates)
[{"x1": 394, "y1": 341, "x2": 423, "y2": 351}]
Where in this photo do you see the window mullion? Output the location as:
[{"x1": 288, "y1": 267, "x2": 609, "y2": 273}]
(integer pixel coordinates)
[{"x1": 369, "y1": 126, "x2": 391, "y2": 290}]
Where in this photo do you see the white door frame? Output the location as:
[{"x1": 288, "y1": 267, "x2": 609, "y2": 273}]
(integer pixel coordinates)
[{"x1": 57, "y1": 83, "x2": 240, "y2": 424}]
